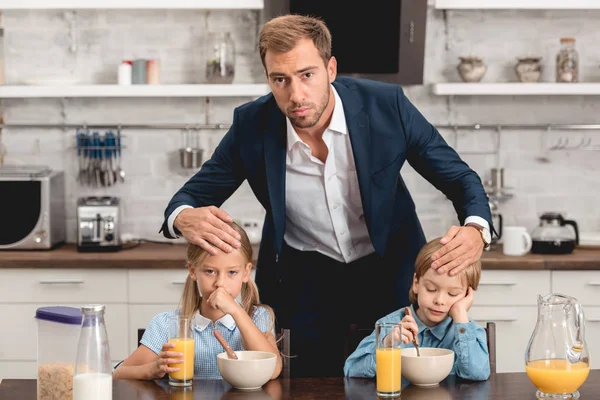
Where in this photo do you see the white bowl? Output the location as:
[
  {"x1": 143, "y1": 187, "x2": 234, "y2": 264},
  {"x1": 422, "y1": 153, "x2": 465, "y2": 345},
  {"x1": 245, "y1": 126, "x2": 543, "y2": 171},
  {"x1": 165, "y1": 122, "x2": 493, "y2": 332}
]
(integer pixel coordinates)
[
  {"x1": 217, "y1": 351, "x2": 277, "y2": 390},
  {"x1": 401, "y1": 347, "x2": 454, "y2": 387}
]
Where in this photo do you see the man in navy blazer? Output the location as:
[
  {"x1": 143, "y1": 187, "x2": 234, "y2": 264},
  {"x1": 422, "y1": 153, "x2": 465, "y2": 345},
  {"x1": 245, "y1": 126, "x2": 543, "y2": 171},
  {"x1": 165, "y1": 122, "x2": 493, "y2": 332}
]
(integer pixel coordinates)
[{"x1": 161, "y1": 15, "x2": 493, "y2": 377}]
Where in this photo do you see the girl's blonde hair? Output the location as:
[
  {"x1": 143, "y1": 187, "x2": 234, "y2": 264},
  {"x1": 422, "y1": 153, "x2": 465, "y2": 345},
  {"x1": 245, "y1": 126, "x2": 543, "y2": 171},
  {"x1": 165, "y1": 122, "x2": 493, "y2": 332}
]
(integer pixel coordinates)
[
  {"x1": 258, "y1": 14, "x2": 332, "y2": 71},
  {"x1": 409, "y1": 237, "x2": 482, "y2": 305},
  {"x1": 179, "y1": 222, "x2": 275, "y2": 331}
]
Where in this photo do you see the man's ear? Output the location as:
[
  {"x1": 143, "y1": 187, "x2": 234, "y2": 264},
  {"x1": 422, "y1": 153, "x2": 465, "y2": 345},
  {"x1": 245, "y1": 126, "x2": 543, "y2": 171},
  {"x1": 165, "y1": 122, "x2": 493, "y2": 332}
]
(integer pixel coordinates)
[{"x1": 327, "y1": 56, "x2": 337, "y2": 83}]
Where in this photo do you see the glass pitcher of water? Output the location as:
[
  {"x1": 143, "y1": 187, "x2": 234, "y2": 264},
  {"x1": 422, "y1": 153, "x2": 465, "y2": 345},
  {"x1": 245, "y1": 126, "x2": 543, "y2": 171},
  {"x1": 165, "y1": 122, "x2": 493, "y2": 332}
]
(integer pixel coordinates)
[
  {"x1": 73, "y1": 304, "x2": 112, "y2": 400},
  {"x1": 525, "y1": 294, "x2": 591, "y2": 399}
]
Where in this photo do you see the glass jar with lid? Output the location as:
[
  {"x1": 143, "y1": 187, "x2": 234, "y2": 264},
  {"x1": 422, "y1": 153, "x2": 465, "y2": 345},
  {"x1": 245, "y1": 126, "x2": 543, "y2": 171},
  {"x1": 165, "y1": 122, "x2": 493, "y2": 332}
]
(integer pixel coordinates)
[
  {"x1": 556, "y1": 38, "x2": 579, "y2": 83},
  {"x1": 205, "y1": 32, "x2": 235, "y2": 84}
]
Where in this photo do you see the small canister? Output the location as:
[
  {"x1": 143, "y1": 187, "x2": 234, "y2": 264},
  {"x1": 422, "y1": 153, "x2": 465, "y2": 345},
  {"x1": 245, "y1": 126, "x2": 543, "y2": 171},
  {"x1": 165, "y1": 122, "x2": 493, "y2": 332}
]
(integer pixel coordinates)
[
  {"x1": 36, "y1": 306, "x2": 83, "y2": 400},
  {"x1": 132, "y1": 59, "x2": 147, "y2": 85},
  {"x1": 118, "y1": 60, "x2": 132, "y2": 85},
  {"x1": 147, "y1": 59, "x2": 160, "y2": 84}
]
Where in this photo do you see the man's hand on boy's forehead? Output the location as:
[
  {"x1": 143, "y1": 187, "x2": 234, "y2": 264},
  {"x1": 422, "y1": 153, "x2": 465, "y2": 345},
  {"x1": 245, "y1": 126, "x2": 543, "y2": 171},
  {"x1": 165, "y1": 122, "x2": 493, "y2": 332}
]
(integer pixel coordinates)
[{"x1": 430, "y1": 225, "x2": 484, "y2": 276}]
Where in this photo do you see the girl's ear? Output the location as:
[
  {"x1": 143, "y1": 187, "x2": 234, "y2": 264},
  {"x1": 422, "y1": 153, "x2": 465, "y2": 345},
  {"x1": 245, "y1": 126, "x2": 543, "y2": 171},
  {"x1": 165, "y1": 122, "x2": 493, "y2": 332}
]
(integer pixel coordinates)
[
  {"x1": 188, "y1": 262, "x2": 197, "y2": 281},
  {"x1": 412, "y1": 273, "x2": 419, "y2": 294},
  {"x1": 242, "y1": 262, "x2": 252, "y2": 283}
]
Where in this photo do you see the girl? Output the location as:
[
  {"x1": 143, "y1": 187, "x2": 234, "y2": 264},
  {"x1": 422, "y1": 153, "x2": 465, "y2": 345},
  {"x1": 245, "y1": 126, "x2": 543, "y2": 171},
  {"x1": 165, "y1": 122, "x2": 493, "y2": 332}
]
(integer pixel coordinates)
[
  {"x1": 114, "y1": 222, "x2": 282, "y2": 380},
  {"x1": 343, "y1": 237, "x2": 490, "y2": 381}
]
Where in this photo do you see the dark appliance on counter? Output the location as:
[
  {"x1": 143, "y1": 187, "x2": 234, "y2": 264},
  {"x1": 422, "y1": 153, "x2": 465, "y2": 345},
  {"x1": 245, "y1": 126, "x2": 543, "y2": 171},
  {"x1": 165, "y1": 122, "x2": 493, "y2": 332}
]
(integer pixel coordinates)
[
  {"x1": 531, "y1": 212, "x2": 579, "y2": 255},
  {"x1": 262, "y1": 0, "x2": 428, "y2": 85},
  {"x1": 0, "y1": 166, "x2": 66, "y2": 250},
  {"x1": 77, "y1": 196, "x2": 121, "y2": 252}
]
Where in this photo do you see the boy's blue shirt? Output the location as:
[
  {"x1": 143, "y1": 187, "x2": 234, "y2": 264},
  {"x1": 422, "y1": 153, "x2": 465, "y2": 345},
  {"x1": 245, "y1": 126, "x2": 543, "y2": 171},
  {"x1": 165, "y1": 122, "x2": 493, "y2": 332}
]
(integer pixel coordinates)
[{"x1": 343, "y1": 304, "x2": 490, "y2": 381}]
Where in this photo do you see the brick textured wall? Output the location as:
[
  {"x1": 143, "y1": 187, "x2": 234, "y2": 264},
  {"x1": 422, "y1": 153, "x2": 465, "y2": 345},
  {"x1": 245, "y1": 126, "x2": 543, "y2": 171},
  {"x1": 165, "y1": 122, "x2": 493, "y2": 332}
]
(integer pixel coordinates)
[{"x1": 1, "y1": 8, "x2": 599, "y2": 243}]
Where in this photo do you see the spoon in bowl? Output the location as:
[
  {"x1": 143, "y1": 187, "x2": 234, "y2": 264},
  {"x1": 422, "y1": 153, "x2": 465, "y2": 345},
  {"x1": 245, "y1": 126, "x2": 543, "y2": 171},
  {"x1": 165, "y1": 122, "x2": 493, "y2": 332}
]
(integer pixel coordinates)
[
  {"x1": 214, "y1": 329, "x2": 239, "y2": 360},
  {"x1": 405, "y1": 307, "x2": 421, "y2": 357}
]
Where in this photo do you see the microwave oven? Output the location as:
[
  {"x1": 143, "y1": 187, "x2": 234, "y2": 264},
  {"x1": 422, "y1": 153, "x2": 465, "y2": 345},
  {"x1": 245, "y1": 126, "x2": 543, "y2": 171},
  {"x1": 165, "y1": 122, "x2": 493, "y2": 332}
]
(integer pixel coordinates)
[{"x1": 0, "y1": 166, "x2": 66, "y2": 250}]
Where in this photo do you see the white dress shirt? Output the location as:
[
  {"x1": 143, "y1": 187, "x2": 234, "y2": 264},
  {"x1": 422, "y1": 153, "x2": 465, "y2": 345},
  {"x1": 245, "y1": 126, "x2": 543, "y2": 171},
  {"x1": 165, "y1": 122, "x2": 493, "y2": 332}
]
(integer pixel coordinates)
[{"x1": 168, "y1": 86, "x2": 489, "y2": 261}]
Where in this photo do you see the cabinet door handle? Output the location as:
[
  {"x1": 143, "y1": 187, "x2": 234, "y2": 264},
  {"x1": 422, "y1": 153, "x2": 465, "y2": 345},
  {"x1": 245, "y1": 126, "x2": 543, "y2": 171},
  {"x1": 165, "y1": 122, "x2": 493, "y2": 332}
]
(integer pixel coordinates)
[
  {"x1": 171, "y1": 281, "x2": 186, "y2": 285},
  {"x1": 479, "y1": 282, "x2": 517, "y2": 286},
  {"x1": 587, "y1": 318, "x2": 600, "y2": 322},
  {"x1": 476, "y1": 318, "x2": 517, "y2": 322},
  {"x1": 39, "y1": 279, "x2": 84, "y2": 284},
  {"x1": 586, "y1": 282, "x2": 600, "y2": 286}
]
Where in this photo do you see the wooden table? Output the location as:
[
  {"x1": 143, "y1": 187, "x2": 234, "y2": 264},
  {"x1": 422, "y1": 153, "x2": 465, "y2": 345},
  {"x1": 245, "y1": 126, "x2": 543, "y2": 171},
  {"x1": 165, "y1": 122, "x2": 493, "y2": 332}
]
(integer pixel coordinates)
[{"x1": 1, "y1": 371, "x2": 599, "y2": 399}]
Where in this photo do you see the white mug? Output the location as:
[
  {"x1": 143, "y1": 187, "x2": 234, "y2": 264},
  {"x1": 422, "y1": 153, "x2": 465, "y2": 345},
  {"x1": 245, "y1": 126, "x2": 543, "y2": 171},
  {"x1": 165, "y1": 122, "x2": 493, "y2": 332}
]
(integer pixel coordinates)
[{"x1": 503, "y1": 226, "x2": 533, "y2": 256}]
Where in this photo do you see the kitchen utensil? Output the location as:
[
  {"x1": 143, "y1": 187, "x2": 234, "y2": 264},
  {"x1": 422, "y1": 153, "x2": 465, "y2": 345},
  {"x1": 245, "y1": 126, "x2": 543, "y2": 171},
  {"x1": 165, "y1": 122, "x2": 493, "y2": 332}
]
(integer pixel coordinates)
[
  {"x1": 405, "y1": 306, "x2": 420, "y2": 357},
  {"x1": 214, "y1": 329, "x2": 238, "y2": 360},
  {"x1": 179, "y1": 147, "x2": 203, "y2": 169},
  {"x1": 36, "y1": 306, "x2": 83, "y2": 400},
  {"x1": 531, "y1": 212, "x2": 579, "y2": 254},
  {"x1": 502, "y1": 226, "x2": 532, "y2": 256},
  {"x1": 525, "y1": 294, "x2": 590, "y2": 399}
]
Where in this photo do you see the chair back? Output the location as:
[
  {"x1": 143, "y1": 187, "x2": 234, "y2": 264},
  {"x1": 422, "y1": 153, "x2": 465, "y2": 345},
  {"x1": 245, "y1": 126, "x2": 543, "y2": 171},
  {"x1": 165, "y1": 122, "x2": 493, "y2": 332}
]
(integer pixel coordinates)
[{"x1": 484, "y1": 322, "x2": 497, "y2": 374}]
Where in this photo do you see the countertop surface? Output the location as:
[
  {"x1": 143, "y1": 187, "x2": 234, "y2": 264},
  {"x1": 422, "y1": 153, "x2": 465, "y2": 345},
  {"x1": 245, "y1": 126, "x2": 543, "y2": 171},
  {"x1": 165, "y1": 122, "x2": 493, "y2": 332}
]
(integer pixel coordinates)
[
  {"x1": 1, "y1": 372, "x2": 599, "y2": 399},
  {"x1": 0, "y1": 242, "x2": 599, "y2": 270}
]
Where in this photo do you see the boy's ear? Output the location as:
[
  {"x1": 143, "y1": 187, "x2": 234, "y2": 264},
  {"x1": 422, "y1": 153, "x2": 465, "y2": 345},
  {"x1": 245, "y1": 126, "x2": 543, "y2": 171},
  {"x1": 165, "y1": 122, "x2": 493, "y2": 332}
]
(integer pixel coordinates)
[
  {"x1": 242, "y1": 262, "x2": 252, "y2": 283},
  {"x1": 412, "y1": 273, "x2": 419, "y2": 294}
]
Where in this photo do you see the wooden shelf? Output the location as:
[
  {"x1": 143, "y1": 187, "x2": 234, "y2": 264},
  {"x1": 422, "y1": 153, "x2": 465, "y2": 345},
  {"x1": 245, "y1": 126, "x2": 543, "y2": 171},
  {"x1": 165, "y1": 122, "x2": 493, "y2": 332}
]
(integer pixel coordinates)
[
  {"x1": 0, "y1": 0, "x2": 264, "y2": 9},
  {"x1": 432, "y1": 83, "x2": 600, "y2": 96},
  {"x1": 434, "y1": 0, "x2": 600, "y2": 10},
  {"x1": 0, "y1": 84, "x2": 271, "y2": 98}
]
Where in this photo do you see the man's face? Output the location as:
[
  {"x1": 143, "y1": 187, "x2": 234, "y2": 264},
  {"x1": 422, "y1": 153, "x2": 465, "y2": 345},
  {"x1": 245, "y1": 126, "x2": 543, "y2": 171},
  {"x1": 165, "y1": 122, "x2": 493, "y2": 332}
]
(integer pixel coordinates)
[{"x1": 264, "y1": 38, "x2": 337, "y2": 129}]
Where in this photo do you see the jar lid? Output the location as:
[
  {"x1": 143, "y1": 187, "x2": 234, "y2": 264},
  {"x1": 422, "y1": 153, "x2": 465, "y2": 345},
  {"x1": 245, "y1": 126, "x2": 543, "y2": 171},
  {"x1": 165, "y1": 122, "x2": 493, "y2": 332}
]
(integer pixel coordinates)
[
  {"x1": 36, "y1": 306, "x2": 83, "y2": 325},
  {"x1": 560, "y1": 38, "x2": 575, "y2": 43}
]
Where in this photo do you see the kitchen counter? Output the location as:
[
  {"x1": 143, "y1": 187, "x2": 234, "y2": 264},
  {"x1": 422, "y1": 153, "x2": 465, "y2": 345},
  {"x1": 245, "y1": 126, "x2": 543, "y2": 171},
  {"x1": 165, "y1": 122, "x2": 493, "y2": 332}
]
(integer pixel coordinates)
[
  {"x1": 1, "y1": 372, "x2": 599, "y2": 399},
  {"x1": 0, "y1": 243, "x2": 599, "y2": 270}
]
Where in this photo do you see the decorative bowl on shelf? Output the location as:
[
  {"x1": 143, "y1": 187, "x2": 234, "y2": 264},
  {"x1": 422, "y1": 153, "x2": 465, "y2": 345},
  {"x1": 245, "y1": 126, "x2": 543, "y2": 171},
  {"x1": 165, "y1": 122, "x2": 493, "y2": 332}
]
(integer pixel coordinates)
[
  {"x1": 457, "y1": 56, "x2": 487, "y2": 83},
  {"x1": 515, "y1": 57, "x2": 542, "y2": 83}
]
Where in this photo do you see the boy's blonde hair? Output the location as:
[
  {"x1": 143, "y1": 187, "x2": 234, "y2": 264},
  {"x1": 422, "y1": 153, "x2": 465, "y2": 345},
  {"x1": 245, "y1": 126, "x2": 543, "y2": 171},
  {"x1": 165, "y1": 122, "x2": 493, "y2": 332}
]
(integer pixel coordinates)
[
  {"x1": 409, "y1": 237, "x2": 482, "y2": 305},
  {"x1": 258, "y1": 14, "x2": 332, "y2": 71},
  {"x1": 179, "y1": 222, "x2": 274, "y2": 331}
]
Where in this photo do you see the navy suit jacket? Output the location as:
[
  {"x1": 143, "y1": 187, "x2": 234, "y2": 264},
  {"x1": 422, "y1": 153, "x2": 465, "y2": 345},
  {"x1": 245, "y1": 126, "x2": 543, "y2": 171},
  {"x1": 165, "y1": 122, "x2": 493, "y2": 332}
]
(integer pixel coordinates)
[{"x1": 161, "y1": 77, "x2": 492, "y2": 305}]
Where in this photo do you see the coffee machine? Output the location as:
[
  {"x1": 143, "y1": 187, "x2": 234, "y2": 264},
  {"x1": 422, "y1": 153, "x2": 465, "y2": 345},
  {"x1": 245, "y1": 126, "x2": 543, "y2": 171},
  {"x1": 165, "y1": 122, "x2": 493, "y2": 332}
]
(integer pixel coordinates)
[{"x1": 77, "y1": 196, "x2": 121, "y2": 252}]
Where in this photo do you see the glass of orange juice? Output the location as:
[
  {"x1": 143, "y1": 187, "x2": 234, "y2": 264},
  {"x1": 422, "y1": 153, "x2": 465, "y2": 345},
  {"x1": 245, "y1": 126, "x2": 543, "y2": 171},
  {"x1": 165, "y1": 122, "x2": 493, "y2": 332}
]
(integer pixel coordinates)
[
  {"x1": 376, "y1": 322, "x2": 402, "y2": 398},
  {"x1": 167, "y1": 315, "x2": 195, "y2": 387}
]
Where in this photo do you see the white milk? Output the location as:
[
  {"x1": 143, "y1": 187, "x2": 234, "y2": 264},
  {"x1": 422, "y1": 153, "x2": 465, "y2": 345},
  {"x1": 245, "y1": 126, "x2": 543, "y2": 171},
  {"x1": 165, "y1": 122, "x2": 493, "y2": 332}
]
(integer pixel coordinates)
[{"x1": 73, "y1": 373, "x2": 112, "y2": 400}]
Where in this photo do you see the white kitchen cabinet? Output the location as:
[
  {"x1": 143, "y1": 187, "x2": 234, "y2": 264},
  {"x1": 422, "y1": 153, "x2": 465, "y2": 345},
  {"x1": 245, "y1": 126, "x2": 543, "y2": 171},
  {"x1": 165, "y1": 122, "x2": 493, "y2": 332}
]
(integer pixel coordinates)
[
  {"x1": 0, "y1": 303, "x2": 128, "y2": 379},
  {"x1": 127, "y1": 304, "x2": 179, "y2": 353},
  {"x1": 476, "y1": 270, "x2": 551, "y2": 306},
  {"x1": 128, "y1": 270, "x2": 190, "y2": 304},
  {"x1": 552, "y1": 271, "x2": 600, "y2": 306},
  {"x1": 0, "y1": 269, "x2": 127, "y2": 303},
  {"x1": 470, "y1": 306, "x2": 538, "y2": 373}
]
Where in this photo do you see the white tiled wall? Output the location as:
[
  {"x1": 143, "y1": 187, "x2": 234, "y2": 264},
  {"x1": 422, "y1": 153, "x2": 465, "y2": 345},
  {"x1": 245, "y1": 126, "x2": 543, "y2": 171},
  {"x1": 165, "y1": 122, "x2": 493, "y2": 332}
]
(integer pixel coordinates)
[{"x1": 1, "y1": 8, "x2": 599, "y2": 242}]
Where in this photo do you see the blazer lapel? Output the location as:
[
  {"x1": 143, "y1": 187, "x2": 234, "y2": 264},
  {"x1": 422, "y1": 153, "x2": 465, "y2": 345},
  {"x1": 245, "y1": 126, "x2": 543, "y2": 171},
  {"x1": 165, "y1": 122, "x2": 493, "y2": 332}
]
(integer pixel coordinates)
[
  {"x1": 333, "y1": 82, "x2": 374, "y2": 244},
  {"x1": 263, "y1": 110, "x2": 287, "y2": 255}
]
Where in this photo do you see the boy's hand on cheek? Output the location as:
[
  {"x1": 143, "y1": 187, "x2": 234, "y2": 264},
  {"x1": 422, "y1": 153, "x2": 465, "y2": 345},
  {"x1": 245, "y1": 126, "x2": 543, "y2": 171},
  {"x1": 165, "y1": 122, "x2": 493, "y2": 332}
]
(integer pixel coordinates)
[
  {"x1": 207, "y1": 287, "x2": 240, "y2": 315},
  {"x1": 449, "y1": 286, "x2": 474, "y2": 323}
]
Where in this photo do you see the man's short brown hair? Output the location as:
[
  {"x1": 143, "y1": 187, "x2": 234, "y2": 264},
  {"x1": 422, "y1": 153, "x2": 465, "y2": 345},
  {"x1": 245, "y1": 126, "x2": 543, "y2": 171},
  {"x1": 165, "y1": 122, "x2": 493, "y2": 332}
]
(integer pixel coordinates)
[{"x1": 258, "y1": 14, "x2": 332, "y2": 71}]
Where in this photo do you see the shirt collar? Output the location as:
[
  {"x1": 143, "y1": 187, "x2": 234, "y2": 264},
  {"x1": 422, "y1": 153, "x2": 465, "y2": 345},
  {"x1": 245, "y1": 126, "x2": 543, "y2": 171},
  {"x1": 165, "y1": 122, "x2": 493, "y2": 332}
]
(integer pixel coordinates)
[
  {"x1": 285, "y1": 85, "x2": 347, "y2": 152},
  {"x1": 193, "y1": 311, "x2": 236, "y2": 332},
  {"x1": 409, "y1": 304, "x2": 453, "y2": 341}
]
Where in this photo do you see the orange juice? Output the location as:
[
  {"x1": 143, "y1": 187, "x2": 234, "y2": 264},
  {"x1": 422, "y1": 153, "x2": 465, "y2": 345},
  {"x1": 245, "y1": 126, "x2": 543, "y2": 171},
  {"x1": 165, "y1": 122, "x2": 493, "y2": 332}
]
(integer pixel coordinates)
[
  {"x1": 168, "y1": 338, "x2": 195, "y2": 381},
  {"x1": 376, "y1": 348, "x2": 401, "y2": 394},
  {"x1": 525, "y1": 359, "x2": 590, "y2": 394}
]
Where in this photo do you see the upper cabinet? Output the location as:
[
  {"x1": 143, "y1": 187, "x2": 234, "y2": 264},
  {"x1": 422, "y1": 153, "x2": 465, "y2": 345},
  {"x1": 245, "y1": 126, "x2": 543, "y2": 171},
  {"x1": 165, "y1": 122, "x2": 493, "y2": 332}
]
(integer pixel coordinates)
[
  {"x1": 434, "y1": 0, "x2": 600, "y2": 10},
  {"x1": 0, "y1": 0, "x2": 264, "y2": 10}
]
